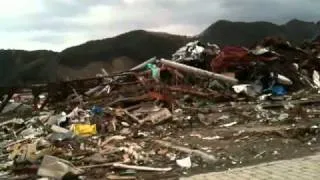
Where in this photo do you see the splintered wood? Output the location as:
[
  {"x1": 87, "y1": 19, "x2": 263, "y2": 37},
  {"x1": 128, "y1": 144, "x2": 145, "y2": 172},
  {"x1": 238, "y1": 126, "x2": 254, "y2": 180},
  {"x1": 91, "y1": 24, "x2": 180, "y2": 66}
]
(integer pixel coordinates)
[{"x1": 154, "y1": 140, "x2": 217, "y2": 163}]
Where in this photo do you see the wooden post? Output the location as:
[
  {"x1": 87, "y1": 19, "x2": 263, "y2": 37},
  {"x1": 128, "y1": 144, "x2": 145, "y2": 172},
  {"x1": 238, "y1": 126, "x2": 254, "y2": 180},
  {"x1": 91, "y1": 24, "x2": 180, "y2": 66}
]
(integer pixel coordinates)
[{"x1": 130, "y1": 57, "x2": 157, "y2": 71}]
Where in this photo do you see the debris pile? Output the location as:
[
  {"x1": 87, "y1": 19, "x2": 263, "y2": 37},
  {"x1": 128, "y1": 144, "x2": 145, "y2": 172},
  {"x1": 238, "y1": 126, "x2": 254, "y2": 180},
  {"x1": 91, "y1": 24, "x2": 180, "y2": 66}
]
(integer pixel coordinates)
[{"x1": 1, "y1": 37, "x2": 320, "y2": 179}]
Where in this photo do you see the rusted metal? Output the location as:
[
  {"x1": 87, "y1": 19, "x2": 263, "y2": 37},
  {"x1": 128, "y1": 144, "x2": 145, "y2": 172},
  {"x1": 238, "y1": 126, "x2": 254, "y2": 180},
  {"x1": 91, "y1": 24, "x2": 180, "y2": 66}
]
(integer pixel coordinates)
[{"x1": 163, "y1": 85, "x2": 218, "y2": 97}]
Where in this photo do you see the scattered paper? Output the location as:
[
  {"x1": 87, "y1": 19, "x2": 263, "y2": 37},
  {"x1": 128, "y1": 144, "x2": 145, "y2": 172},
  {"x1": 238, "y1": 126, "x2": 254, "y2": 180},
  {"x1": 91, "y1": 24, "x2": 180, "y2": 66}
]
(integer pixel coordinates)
[{"x1": 176, "y1": 157, "x2": 192, "y2": 168}]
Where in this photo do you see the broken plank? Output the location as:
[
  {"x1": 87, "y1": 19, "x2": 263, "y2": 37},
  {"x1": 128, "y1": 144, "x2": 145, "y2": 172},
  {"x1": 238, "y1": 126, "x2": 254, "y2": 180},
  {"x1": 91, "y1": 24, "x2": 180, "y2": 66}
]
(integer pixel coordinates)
[
  {"x1": 154, "y1": 140, "x2": 217, "y2": 163},
  {"x1": 113, "y1": 163, "x2": 172, "y2": 172}
]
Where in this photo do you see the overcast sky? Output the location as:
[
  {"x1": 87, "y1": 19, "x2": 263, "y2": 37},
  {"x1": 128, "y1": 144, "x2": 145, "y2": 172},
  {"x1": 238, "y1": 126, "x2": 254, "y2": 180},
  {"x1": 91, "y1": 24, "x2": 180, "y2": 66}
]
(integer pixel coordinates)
[{"x1": 0, "y1": 0, "x2": 319, "y2": 51}]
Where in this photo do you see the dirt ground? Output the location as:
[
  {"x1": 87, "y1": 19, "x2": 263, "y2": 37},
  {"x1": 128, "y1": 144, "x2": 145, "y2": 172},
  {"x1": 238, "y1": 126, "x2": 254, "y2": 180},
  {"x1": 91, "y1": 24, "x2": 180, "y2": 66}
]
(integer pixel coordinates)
[{"x1": 82, "y1": 109, "x2": 320, "y2": 180}]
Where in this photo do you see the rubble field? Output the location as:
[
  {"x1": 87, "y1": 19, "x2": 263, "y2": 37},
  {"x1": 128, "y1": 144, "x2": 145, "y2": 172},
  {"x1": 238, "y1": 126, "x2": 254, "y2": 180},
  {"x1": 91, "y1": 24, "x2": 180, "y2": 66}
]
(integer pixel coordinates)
[{"x1": 1, "y1": 37, "x2": 320, "y2": 180}]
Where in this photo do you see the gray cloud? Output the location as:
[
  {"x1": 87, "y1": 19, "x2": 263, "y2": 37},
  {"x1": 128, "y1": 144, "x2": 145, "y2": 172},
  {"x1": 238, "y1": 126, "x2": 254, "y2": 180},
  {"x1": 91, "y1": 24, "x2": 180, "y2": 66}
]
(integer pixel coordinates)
[
  {"x1": 2, "y1": 18, "x2": 85, "y2": 32},
  {"x1": 28, "y1": 34, "x2": 65, "y2": 45},
  {"x1": 40, "y1": 0, "x2": 117, "y2": 17},
  {"x1": 219, "y1": 0, "x2": 320, "y2": 23},
  {"x1": 0, "y1": 0, "x2": 319, "y2": 51}
]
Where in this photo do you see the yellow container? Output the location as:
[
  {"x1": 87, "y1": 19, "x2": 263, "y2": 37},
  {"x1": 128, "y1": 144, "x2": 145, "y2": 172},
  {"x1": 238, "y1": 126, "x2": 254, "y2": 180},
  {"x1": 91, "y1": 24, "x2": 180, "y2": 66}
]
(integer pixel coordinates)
[{"x1": 72, "y1": 124, "x2": 97, "y2": 136}]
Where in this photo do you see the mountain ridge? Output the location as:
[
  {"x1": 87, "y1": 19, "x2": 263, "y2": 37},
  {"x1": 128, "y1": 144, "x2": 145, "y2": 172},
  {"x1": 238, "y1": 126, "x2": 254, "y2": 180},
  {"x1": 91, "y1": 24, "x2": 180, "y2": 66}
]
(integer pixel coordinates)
[{"x1": 0, "y1": 19, "x2": 319, "y2": 86}]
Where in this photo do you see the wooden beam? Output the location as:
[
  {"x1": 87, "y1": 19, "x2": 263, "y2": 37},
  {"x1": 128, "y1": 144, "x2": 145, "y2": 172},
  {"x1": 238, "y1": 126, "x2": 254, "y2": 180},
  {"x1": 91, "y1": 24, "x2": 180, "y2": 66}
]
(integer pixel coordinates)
[{"x1": 160, "y1": 59, "x2": 238, "y2": 84}]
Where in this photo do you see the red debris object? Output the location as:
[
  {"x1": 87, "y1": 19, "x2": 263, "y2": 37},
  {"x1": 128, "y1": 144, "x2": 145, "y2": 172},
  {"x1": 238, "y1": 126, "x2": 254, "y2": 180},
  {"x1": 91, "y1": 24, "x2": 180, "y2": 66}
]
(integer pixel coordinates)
[
  {"x1": 211, "y1": 46, "x2": 277, "y2": 73},
  {"x1": 148, "y1": 91, "x2": 169, "y2": 102},
  {"x1": 211, "y1": 46, "x2": 250, "y2": 73}
]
